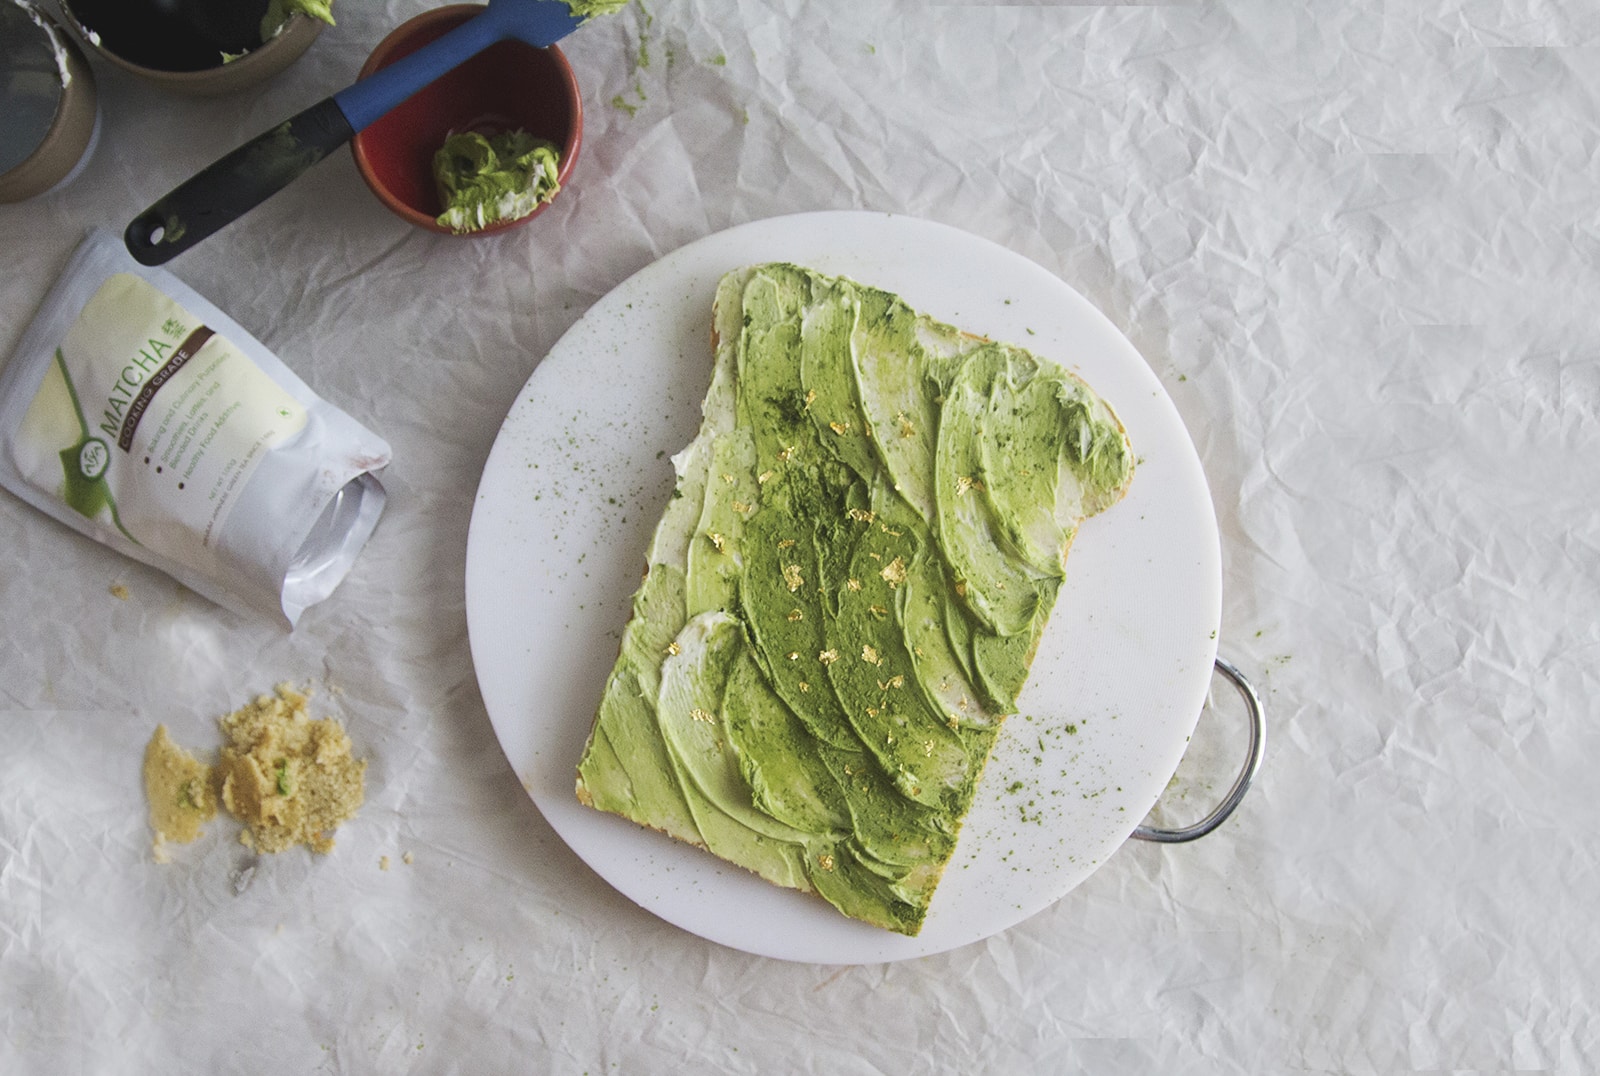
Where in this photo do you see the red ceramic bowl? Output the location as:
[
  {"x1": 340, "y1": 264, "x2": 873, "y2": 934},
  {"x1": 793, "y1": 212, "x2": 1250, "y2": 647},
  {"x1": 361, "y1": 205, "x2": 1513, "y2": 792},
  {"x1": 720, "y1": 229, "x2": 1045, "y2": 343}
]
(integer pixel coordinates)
[{"x1": 351, "y1": 5, "x2": 583, "y2": 236}]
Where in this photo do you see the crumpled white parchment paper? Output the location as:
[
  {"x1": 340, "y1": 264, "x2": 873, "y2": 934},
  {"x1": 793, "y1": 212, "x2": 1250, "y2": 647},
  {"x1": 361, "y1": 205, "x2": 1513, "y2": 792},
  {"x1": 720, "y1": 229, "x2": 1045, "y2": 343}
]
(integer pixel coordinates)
[{"x1": 1, "y1": 0, "x2": 1596, "y2": 1071}]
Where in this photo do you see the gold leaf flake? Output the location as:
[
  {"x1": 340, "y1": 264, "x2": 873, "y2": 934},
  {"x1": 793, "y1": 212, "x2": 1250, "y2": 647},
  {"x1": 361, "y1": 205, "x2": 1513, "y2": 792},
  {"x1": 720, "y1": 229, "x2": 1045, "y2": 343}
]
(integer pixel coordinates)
[
  {"x1": 896, "y1": 411, "x2": 916, "y2": 438},
  {"x1": 846, "y1": 578, "x2": 862, "y2": 592},
  {"x1": 829, "y1": 420, "x2": 851, "y2": 436},
  {"x1": 782, "y1": 563, "x2": 803, "y2": 592},
  {"x1": 757, "y1": 470, "x2": 776, "y2": 484},
  {"x1": 818, "y1": 649, "x2": 840, "y2": 665},
  {"x1": 665, "y1": 642, "x2": 681, "y2": 656},
  {"x1": 846, "y1": 508, "x2": 875, "y2": 523},
  {"x1": 817, "y1": 852, "x2": 835, "y2": 871},
  {"x1": 690, "y1": 708, "x2": 715, "y2": 723},
  {"x1": 880, "y1": 556, "x2": 907, "y2": 588},
  {"x1": 861, "y1": 645, "x2": 883, "y2": 666},
  {"x1": 707, "y1": 532, "x2": 726, "y2": 552},
  {"x1": 787, "y1": 651, "x2": 800, "y2": 661},
  {"x1": 720, "y1": 473, "x2": 735, "y2": 485},
  {"x1": 798, "y1": 681, "x2": 811, "y2": 693},
  {"x1": 923, "y1": 740, "x2": 934, "y2": 757},
  {"x1": 787, "y1": 608, "x2": 804, "y2": 622},
  {"x1": 804, "y1": 390, "x2": 817, "y2": 409},
  {"x1": 868, "y1": 605, "x2": 888, "y2": 619},
  {"x1": 732, "y1": 500, "x2": 751, "y2": 514},
  {"x1": 777, "y1": 538, "x2": 796, "y2": 549}
]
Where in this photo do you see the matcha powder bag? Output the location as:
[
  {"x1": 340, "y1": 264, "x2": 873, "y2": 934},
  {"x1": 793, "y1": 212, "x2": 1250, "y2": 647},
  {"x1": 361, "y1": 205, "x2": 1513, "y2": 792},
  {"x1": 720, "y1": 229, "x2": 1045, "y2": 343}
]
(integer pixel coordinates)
[{"x1": 0, "y1": 232, "x2": 391, "y2": 627}]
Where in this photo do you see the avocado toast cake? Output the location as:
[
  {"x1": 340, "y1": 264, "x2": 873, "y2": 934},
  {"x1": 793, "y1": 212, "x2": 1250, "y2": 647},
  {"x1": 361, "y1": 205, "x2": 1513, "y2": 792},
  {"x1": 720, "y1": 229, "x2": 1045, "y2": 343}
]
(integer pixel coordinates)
[{"x1": 574, "y1": 263, "x2": 1134, "y2": 936}]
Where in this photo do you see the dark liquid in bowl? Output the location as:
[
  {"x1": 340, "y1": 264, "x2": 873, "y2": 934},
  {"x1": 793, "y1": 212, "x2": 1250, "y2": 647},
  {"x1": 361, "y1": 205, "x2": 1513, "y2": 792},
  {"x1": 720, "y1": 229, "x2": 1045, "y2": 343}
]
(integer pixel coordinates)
[{"x1": 66, "y1": 0, "x2": 270, "y2": 71}]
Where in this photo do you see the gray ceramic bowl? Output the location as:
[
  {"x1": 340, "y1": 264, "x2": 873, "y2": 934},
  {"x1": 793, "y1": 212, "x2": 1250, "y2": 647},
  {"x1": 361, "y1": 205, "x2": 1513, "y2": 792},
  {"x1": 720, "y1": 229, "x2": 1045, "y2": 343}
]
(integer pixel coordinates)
[
  {"x1": 0, "y1": 3, "x2": 98, "y2": 204},
  {"x1": 59, "y1": 3, "x2": 324, "y2": 97}
]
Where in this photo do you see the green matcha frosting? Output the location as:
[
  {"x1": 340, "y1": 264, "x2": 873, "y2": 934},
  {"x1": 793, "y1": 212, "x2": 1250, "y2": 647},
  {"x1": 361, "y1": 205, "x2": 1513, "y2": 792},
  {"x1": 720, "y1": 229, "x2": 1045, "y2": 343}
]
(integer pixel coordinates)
[
  {"x1": 576, "y1": 264, "x2": 1134, "y2": 935},
  {"x1": 565, "y1": 0, "x2": 630, "y2": 16},
  {"x1": 432, "y1": 130, "x2": 562, "y2": 235},
  {"x1": 261, "y1": 0, "x2": 335, "y2": 41}
]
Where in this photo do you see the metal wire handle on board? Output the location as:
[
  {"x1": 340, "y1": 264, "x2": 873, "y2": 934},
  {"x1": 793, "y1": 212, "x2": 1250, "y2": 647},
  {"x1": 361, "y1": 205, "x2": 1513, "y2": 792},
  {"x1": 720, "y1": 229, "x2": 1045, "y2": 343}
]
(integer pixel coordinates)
[{"x1": 1131, "y1": 656, "x2": 1265, "y2": 844}]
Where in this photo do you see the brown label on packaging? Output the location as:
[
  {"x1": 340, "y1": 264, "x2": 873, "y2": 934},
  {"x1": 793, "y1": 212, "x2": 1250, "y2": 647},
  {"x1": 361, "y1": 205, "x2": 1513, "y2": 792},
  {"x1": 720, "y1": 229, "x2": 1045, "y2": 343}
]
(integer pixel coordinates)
[{"x1": 117, "y1": 326, "x2": 214, "y2": 452}]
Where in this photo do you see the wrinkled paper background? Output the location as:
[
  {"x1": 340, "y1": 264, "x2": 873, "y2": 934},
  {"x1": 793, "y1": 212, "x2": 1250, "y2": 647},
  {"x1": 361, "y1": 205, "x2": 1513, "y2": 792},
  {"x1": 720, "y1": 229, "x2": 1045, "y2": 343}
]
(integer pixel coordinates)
[{"x1": 2, "y1": 0, "x2": 1596, "y2": 1071}]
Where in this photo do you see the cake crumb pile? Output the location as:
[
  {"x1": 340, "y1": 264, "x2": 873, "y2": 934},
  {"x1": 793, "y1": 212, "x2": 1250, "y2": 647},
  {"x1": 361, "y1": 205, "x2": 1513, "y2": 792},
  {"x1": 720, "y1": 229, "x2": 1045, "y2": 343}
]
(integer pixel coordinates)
[{"x1": 143, "y1": 685, "x2": 366, "y2": 859}]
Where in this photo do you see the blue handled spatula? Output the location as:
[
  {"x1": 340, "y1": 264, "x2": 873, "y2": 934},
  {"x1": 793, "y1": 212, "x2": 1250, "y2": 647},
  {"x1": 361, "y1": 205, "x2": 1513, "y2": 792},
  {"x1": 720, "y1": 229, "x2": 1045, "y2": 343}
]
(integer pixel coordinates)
[{"x1": 125, "y1": 0, "x2": 590, "y2": 265}]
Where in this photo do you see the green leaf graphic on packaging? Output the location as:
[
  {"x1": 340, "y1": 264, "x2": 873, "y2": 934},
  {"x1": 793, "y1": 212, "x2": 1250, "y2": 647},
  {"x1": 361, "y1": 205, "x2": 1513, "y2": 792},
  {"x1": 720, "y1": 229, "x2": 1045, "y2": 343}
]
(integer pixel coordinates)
[
  {"x1": 51, "y1": 348, "x2": 136, "y2": 542},
  {"x1": 59, "y1": 437, "x2": 111, "y2": 519}
]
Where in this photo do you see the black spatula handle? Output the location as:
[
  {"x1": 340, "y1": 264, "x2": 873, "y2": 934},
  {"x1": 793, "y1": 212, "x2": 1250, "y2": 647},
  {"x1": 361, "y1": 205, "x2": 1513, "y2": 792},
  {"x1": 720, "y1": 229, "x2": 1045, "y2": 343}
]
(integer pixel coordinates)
[{"x1": 125, "y1": 97, "x2": 355, "y2": 266}]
